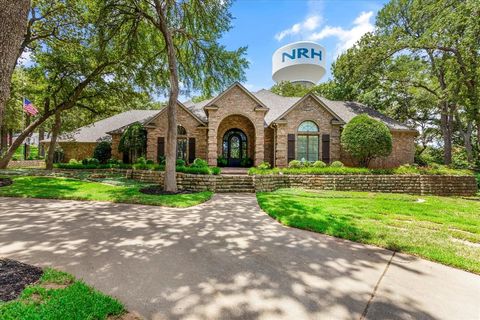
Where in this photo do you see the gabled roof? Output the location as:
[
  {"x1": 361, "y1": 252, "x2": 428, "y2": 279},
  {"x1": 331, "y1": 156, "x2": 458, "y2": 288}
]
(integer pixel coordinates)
[
  {"x1": 202, "y1": 82, "x2": 269, "y2": 112},
  {"x1": 52, "y1": 110, "x2": 160, "y2": 143},
  {"x1": 186, "y1": 87, "x2": 413, "y2": 131},
  {"x1": 267, "y1": 93, "x2": 346, "y2": 125},
  {"x1": 144, "y1": 101, "x2": 207, "y2": 127}
]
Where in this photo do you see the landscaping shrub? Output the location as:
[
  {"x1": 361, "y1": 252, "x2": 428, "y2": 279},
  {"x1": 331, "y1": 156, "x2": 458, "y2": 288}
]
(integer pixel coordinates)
[
  {"x1": 330, "y1": 161, "x2": 344, "y2": 168},
  {"x1": 341, "y1": 114, "x2": 392, "y2": 167},
  {"x1": 93, "y1": 141, "x2": 112, "y2": 164},
  {"x1": 288, "y1": 160, "x2": 302, "y2": 168},
  {"x1": 217, "y1": 156, "x2": 228, "y2": 167},
  {"x1": 69, "y1": 159, "x2": 80, "y2": 165},
  {"x1": 135, "y1": 157, "x2": 147, "y2": 165},
  {"x1": 249, "y1": 164, "x2": 473, "y2": 176},
  {"x1": 313, "y1": 160, "x2": 327, "y2": 168},
  {"x1": 176, "y1": 165, "x2": 210, "y2": 175},
  {"x1": 211, "y1": 167, "x2": 221, "y2": 175},
  {"x1": 82, "y1": 158, "x2": 100, "y2": 166},
  {"x1": 257, "y1": 161, "x2": 271, "y2": 170},
  {"x1": 191, "y1": 158, "x2": 208, "y2": 168},
  {"x1": 107, "y1": 158, "x2": 120, "y2": 165},
  {"x1": 146, "y1": 159, "x2": 154, "y2": 165}
]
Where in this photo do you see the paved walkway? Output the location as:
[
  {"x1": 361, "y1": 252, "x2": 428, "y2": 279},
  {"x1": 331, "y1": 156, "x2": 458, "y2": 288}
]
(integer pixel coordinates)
[{"x1": 0, "y1": 195, "x2": 479, "y2": 319}]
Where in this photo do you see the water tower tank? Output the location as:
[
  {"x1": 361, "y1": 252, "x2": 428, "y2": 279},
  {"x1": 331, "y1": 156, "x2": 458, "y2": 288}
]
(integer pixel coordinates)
[{"x1": 272, "y1": 41, "x2": 326, "y2": 85}]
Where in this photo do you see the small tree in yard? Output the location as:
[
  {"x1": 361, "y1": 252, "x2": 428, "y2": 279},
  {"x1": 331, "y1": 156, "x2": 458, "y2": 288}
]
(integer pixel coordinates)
[
  {"x1": 341, "y1": 114, "x2": 392, "y2": 167},
  {"x1": 93, "y1": 141, "x2": 112, "y2": 164},
  {"x1": 118, "y1": 123, "x2": 147, "y2": 163}
]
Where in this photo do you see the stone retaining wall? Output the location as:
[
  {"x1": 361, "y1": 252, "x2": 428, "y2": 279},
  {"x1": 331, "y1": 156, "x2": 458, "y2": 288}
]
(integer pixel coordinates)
[
  {"x1": 1, "y1": 167, "x2": 476, "y2": 196},
  {"x1": 7, "y1": 160, "x2": 45, "y2": 168},
  {"x1": 253, "y1": 174, "x2": 478, "y2": 196}
]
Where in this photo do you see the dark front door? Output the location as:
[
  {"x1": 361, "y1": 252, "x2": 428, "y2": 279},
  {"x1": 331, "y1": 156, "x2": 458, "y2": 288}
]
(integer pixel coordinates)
[{"x1": 223, "y1": 129, "x2": 247, "y2": 167}]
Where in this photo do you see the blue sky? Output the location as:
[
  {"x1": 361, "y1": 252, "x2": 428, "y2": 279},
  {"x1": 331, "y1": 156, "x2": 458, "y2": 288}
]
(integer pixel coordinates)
[{"x1": 219, "y1": 0, "x2": 388, "y2": 93}]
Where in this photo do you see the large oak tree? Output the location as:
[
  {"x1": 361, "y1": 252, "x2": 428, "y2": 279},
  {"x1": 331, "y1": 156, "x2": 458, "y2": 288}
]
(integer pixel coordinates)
[{"x1": 107, "y1": 0, "x2": 248, "y2": 192}]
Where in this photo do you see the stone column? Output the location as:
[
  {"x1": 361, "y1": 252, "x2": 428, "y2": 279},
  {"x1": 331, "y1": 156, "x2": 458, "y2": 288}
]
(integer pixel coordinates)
[
  {"x1": 275, "y1": 122, "x2": 288, "y2": 167},
  {"x1": 206, "y1": 109, "x2": 218, "y2": 166}
]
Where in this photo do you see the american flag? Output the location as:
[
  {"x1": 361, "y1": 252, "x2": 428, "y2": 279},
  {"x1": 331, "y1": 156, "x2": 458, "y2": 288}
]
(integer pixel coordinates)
[{"x1": 23, "y1": 98, "x2": 38, "y2": 116}]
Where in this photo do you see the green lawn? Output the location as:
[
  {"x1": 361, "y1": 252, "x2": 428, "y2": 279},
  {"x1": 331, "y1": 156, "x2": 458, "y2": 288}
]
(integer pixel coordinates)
[
  {"x1": 0, "y1": 268, "x2": 124, "y2": 319},
  {"x1": 0, "y1": 176, "x2": 213, "y2": 207},
  {"x1": 257, "y1": 188, "x2": 480, "y2": 273}
]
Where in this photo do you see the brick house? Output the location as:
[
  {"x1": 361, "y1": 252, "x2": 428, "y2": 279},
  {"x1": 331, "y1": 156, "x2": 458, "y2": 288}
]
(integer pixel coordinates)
[
  {"x1": 116, "y1": 82, "x2": 416, "y2": 168},
  {"x1": 51, "y1": 82, "x2": 417, "y2": 168}
]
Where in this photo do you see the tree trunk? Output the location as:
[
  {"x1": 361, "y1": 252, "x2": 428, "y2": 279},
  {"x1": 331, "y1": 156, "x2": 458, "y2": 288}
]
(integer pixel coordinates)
[
  {"x1": 440, "y1": 105, "x2": 453, "y2": 165},
  {"x1": 456, "y1": 112, "x2": 474, "y2": 163},
  {"x1": 0, "y1": 109, "x2": 55, "y2": 168},
  {"x1": 0, "y1": 124, "x2": 7, "y2": 155},
  {"x1": 8, "y1": 129, "x2": 12, "y2": 146},
  {"x1": 0, "y1": 0, "x2": 30, "y2": 128},
  {"x1": 38, "y1": 126, "x2": 45, "y2": 157},
  {"x1": 156, "y1": 4, "x2": 179, "y2": 192},
  {"x1": 463, "y1": 122, "x2": 473, "y2": 163},
  {"x1": 46, "y1": 112, "x2": 61, "y2": 170}
]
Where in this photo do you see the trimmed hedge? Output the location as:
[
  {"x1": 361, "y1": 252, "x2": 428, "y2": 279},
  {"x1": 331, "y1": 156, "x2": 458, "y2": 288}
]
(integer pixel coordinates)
[{"x1": 249, "y1": 164, "x2": 473, "y2": 176}]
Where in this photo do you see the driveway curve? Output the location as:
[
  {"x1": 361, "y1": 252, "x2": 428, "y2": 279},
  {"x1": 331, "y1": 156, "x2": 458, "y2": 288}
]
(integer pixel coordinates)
[{"x1": 0, "y1": 194, "x2": 479, "y2": 319}]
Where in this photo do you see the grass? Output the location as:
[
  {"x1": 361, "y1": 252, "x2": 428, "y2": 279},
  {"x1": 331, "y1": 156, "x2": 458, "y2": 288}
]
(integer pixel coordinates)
[
  {"x1": 0, "y1": 268, "x2": 124, "y2": 319},
  {"x1": 0, "y1": 176, "x2": 213, "y2": 207},
  {"x1": 257, "y1": 188, "x2": 480, "y2": 273}
]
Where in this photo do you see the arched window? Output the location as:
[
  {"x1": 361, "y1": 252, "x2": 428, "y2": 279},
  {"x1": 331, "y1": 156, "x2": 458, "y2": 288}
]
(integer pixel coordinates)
[
  {"x1": 177, "y1": 125, "x2": 187, "y2": 161},
  {"x1": 297, "y1": 121, "x2": 319, "y2": 162},
  {"x1": 177, "y1": 125, "x2": 187, "y2": 135},
  {"x1": 298, "y1": 121, "x2": 319, "y2": 132}
]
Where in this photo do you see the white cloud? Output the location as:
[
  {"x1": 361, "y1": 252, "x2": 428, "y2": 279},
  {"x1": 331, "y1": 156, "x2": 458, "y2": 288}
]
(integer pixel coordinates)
[
  {"x1": 308, "y1": 11, "x2": 374, "y2": 55},
  {"x1": 275, "y1": 15, "x2": 322, "y2": 41}
]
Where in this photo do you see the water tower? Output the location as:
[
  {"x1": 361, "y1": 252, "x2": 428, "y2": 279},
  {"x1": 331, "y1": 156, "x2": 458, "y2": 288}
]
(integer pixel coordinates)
[{"x1": 272, "y1": 41, "x2": 326, "y2": 86}]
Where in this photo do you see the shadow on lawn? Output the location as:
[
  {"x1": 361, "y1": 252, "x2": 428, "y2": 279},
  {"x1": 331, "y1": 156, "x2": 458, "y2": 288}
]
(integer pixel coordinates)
[{"x1": 0, "y1": 194, "x2": 436, "y2": 319}]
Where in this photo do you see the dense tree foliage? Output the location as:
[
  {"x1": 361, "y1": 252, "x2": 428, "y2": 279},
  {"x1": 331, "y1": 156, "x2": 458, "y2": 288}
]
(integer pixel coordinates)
[
  {"x1": 272, "y1": 0, "x2": 480, "y2": 168},
  {"x1": 341, "y1": 115, "x2": 393, "y2": 167}
]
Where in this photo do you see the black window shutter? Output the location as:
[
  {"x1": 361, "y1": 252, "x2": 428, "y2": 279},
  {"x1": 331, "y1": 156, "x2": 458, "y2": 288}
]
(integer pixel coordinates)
[
  {"x1": 287, "y1": 134, "x2": 295, "y2": 162},
  {"x1": 322, "y1": 134, "x2": 330, "y2": 163},
  {"x1": 157, "y1": 137, "x2": 165, "y2": 162},
  {"x1": 188, "y1": 137, "x2": 196, "y2": 164}
]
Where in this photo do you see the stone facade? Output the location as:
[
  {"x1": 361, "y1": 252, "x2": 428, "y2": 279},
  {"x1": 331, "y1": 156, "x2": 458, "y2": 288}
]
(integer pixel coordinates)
[
  {"x1": 109, "y1": 83, "x2": 417, "y2": 169},
  {"x1": 42, "y1": 141, "x2": 98, "y2": 162},
  {"x1": 144, "y1": 104, "x2": 207, "y2": 163},
  {"x1": 274, "y1": 95, "x2": 342, "y2": 167},
  {"x1": 204, "y1": 85, "x2": 267, "y2": 166}
]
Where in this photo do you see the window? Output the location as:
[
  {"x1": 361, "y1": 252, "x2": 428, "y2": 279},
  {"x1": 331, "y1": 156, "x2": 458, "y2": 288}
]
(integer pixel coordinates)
[
  {"x1": 297, "y1": 121, "x2": 319, "y2": 162},
  {"x1": 177, "y1": 125, "x2": 187, "y2": 161},
  {"x1": 177, "y1": 138, "x2": 187, "y2": 161},
  {"x1": 298, "y1": 121, "x2": 318, "y2": 132},
  {"x1": 177, "y1": 125, "x2": 187, "y2": 135}
]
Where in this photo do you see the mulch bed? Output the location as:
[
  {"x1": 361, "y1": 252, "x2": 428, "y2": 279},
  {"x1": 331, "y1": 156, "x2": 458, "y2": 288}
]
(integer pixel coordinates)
[
  {"x1": 0, "y1": 177, "x2": 13, "y2": 187},
  {"x1": 139, "y1": 185, "x2": 193, "y2": 195},
  {"x1": 0, "y1": 259, "x2": 43, "y2": 301}
]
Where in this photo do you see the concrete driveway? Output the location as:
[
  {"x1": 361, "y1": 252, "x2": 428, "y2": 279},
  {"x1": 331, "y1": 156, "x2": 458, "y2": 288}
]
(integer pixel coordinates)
[{"x1": 0, "y1": 194, "x2": 479, "y2": 320}]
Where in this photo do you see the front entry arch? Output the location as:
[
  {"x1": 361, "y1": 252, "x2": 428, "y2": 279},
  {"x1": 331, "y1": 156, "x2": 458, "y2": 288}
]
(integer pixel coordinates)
[{"x1": 223, "y1": 129, "x2": 247, "y2": 167}]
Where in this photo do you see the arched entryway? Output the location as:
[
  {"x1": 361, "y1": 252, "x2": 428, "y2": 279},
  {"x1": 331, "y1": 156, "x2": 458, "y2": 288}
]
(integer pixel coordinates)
[
  {"x1": 223, "y1": 129, "x2": 247, "y2": 167},
  {"x1": 216, "y1": 114, "x2": 256, "y2": 167}
]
